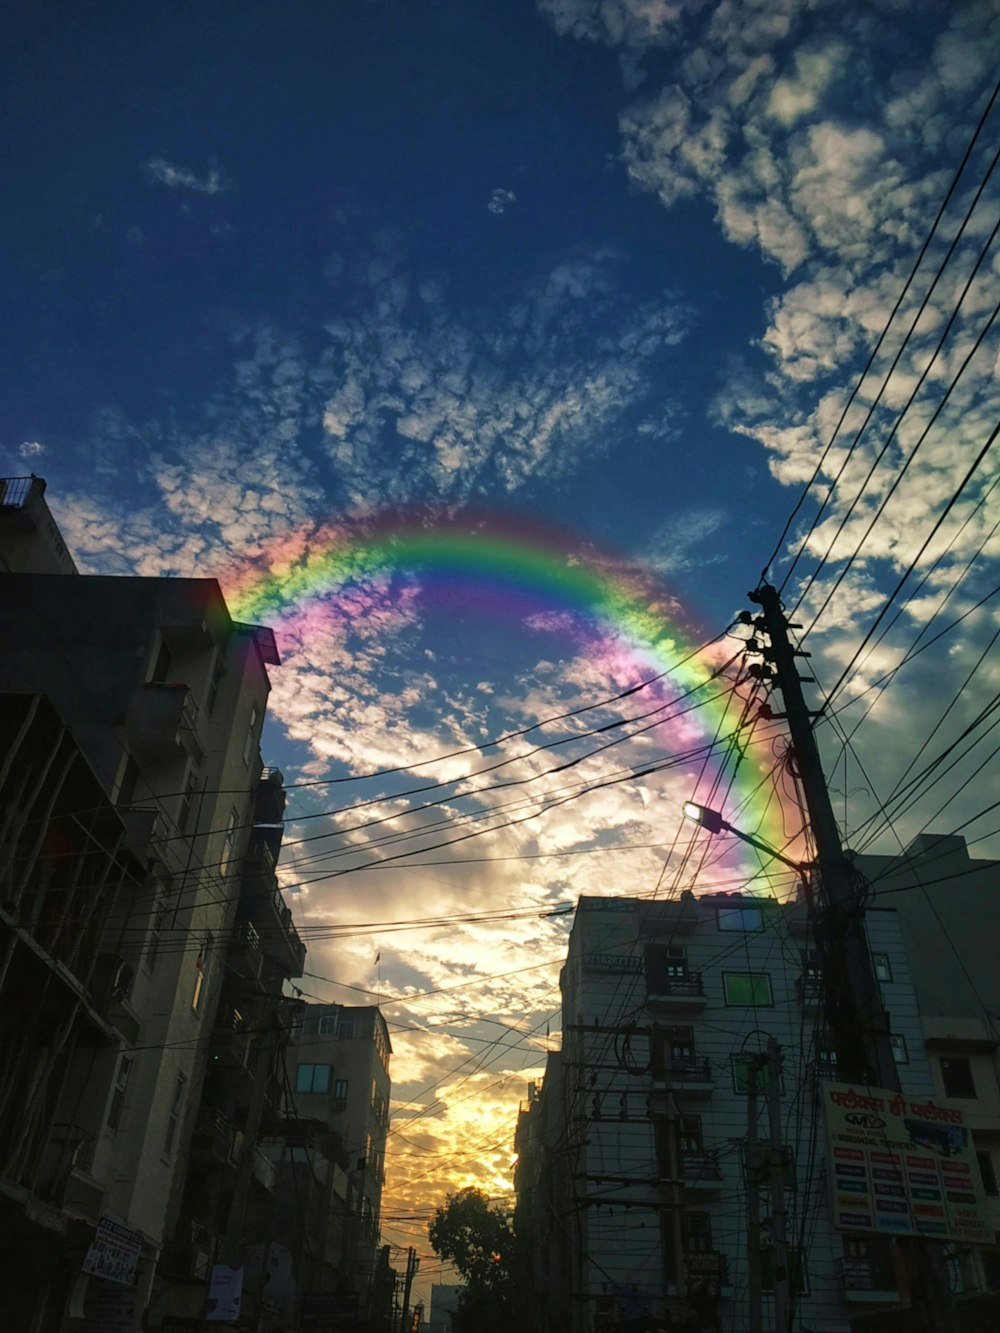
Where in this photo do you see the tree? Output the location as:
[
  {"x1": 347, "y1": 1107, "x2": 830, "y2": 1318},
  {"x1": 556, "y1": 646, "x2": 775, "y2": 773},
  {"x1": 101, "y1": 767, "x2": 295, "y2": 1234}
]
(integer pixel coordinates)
[{"x1": 427, "y1": 1187, "x2": 521, "y2": 1333}]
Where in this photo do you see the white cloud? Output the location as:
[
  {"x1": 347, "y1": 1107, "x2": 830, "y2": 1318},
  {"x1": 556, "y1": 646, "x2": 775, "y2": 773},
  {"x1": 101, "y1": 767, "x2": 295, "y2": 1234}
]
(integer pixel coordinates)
[
  {"x1": 487, "y1": 188, "x2": 517, "y2": 214},
  {"x1": 19, "y1": 440, "x2": 44, "y2": 458},
  {"x1": 144, "y1": 157, "x2": 229, "y2": 194}
]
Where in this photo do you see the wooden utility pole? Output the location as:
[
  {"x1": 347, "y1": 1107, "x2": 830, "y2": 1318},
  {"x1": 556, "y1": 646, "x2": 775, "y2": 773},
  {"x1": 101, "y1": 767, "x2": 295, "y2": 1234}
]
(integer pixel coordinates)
[
  {"x1": 748, "y1": 582, "x2": 958, "y2": 1333},
  {"x1": 398, "y1": 1246, "x2": 418, "y2": 1333},
  {"x1": 745, "y1": 1055, "x2": 764, "y2": 1333},
  {"x1": 766, "y1": 1039, "x2": 789, "y2": 1333}
]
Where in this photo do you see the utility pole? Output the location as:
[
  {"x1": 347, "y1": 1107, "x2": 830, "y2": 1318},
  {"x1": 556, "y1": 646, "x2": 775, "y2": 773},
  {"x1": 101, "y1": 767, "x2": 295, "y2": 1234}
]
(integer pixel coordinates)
[
  {"x1": 398, "y1": 1246, "x2": 418, "y2": 1333},
  {"x1": 748, "y1": 582, "x2": 958, "y2": 1333},
  {"x1": 745, "y1": 1055, "x2": 764, "y2": 1333},
  {"x1": 766, "y1": 1039, "x2": 789, "y2": 1333}
]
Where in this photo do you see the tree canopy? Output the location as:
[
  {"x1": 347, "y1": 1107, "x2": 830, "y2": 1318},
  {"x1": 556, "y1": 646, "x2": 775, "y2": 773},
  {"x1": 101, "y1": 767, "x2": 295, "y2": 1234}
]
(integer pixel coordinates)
[{"x1": 427, "y1": 1187, "x2": 521, "y2": 1332}]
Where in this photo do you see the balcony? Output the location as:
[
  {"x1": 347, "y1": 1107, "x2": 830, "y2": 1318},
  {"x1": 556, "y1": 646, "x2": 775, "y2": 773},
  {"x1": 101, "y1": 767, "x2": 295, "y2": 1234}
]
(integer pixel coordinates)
[
  {"x1": 647, "y1": 973, "x2": 707, "y2": 1012},
  {"x1": 228, "y1": 919, "x2": 263, "y2": 982},
  {"x1": 837, "y1": 1258, "x2": 899, "y2": 1302},
  {"x1": 240, "y1": 877, "x2": 305, "y2": 980},
  {"x1": 796, "y1": 972, "x2": 823, "y2": 1006},
  {"x1": 681, "y1": 1150, "x2": 723, "y2": 1195},
  {"x1": 651, "y1": 1059, "x2": 714, "y2": 1099},
  {"x1": 116, "y1": 805, "x2": 164, "y2": 865},
  {"x1": 128, "y1": 684, "x2": 202, "y2": 760},
  {"x1": 210, "y1": 1008, "x2": 251, "y2": 1070},
  {"x1": 191, "y1": 1108, "x2": 239, "y2": 1166}
]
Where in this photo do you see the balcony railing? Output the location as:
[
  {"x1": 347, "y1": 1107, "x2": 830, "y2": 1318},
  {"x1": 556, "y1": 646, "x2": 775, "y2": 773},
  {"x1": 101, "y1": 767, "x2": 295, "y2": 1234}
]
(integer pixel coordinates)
[
  {"x1": 0, "y1": 476, "x2": 37, "y2": 509},
  {"x1": 837, "y1": 1258, "x2": 898, "y2": 1296},
  {"x1": 647, "y1": 973, "x2": 706, "y2": 1006},
  {"x1": 681, "y1": 1149, "x2": 723, "y2": 1189},
  {"x1": 129, "y1": 684, "x2": 201, "y2": 758}
]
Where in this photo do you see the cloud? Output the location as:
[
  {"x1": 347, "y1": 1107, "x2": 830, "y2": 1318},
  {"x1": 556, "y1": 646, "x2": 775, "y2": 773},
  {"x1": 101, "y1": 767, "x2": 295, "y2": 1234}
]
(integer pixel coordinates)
[
  {"x1": 19, "y1": 440, "x2": 44, "y2": 458},
  {"x1": 144, "y1": 157, "x2": 229, "y2": 194},
  {"x1": 487, "y1": 188, "x2": 517, "y2": 215}
]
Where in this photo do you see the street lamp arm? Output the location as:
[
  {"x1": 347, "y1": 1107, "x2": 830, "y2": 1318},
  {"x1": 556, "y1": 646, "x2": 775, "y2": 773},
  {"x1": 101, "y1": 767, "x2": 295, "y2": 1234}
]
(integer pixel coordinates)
[{"x1": 682, "y1": 801, "x2": 806, "y2": 873}]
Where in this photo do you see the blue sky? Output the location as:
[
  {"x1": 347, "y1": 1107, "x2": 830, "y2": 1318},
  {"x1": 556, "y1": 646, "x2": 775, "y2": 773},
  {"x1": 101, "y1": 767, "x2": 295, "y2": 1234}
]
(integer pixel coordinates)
[{"x1": 3, "y1": 0, "x2": 998, "y2": 1278}]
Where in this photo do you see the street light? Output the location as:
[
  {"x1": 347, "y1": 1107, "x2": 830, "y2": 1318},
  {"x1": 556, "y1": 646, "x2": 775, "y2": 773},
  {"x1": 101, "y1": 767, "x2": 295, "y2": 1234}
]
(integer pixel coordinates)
[{"x1": 682, "y1": 801, "x2": 806, "y2": 873}]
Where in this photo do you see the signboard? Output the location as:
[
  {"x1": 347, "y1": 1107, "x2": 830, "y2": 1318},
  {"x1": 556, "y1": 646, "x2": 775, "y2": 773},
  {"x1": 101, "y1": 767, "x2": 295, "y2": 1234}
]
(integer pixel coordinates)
[
  {"x1": 82, "y1": 1216, "x2": 142, "y2": 1287},
  {"x1": 205, "y1": 1265, "x2": 244, "y2": 1322},
  {"x1": 82, "y1": 1280, "x2": 141, "y2": 1333},
  {"x1": 821, "y1": 1082, "x2": 992, "y2": 1242}
]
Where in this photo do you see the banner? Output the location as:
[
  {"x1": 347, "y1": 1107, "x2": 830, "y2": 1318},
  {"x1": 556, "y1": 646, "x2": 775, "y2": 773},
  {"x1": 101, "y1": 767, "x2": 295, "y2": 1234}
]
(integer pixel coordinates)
[{"x1": 821, "y1": 1082, "x2": 992, "y2": 1242}]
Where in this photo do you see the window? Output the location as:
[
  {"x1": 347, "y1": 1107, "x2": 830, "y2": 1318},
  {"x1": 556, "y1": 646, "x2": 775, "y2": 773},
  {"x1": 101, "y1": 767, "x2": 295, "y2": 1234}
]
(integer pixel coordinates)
[
  {"x1": 872, "y1": 953, "x2": 893, "y2": 982},
  {"x1": 733, "y1": 1054, "x2": 780, "y2": 1095},
  {"x1": 338, "y1": 1016, "x2": 358, "y2": 1039},
  {"x1": 977, "y1": 1151, "x2": 998, "y2": 1197},
  {"x1": 646, "y1": 944, "x2": 688, "y2": 992},
  {"x1": 178, "y1": 771, "x2": 198, "y2": 834},
  {"x1": 192, "y1": 940, "x2": 211, "y2": 1012},
  {"x1": 815, "y1": 1043, "x2": 839, "y2": 1080},
  {"x1": 296, "y1": 1063, "x2": 333, "y2": 1095},
  {"x1": 333, "y1": 1079, "x2": 349, "y2": 1102},
  {"x1": 117, "y1": 756, "x2": 139, "y2": 807},
  {"x1": 684, "y1": 1212, "x2": 713, "y2": 1252},
  {"x1": 762, "y1": 1246, "x2": 808, "y2": 1296},
  {"x1": 651, "y1": 1025, "x2": 696, "y2": 1077},
  {"x1": 149, "y1": 638, "x2": 172, "y2": 683},
  {"x1": 145, "y1": 903, "x2": 168, "y2": 971},
  {"x1": 107, "y1": 1055, "x2": 132, "y2": 1133},
  {"x1": 243, "y1": 704, "x2": 259, "y2": 766},
  {"x1": 940, "y1": 1056, "x2": 977, "y2": 1099},
  {"x1": 890, "y1": 1034, "x2": 909, "y2": 1064},
  {"x1": 219, "y1": 808, "x2": 239, "y2": 878},
  {"x1": 723, "y1": 972, "x2": 773, "y2": 1006},
  {"x1": 206, "y1": 655, "x2": 225, "y2": 717},
  {"x1": 679, "y1": 1114, "x2": 703, "y2": 1154},
  {"x1": 164, "y1": 1074, "x2": 186, "y2": 1156},
  {"x1": 717, "y1": 906, "x2": 762, "y2": 932}
]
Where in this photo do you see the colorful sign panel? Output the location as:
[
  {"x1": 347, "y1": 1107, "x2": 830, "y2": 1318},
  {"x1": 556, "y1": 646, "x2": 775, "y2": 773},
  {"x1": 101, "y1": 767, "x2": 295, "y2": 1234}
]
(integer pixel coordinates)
[
  {"x1": 821, "y1": 1082, "x2": 992, "y2": 1243},
  {"x1": 82, "y1": 1216, "x2": 142, "y2": 1287}
]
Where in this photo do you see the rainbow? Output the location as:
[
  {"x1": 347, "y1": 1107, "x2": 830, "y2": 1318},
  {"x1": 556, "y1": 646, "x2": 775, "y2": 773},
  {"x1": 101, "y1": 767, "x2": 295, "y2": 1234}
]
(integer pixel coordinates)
[{"x1": 222, "y1": 509, "x2": 801, "y2": 884}]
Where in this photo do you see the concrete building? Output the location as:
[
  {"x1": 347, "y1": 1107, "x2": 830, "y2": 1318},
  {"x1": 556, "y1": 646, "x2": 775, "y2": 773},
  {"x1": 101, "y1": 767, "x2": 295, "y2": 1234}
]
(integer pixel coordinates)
[
  {"x1": 287, "y1": 1002, "x2": 393, "y2": 1324},
  {"x1": 855, "y1": 834, "x2": 1000, "y2": 1298},
  {"x1": 514, "y1": 888, "x2": 998, "y2": 1333},
  {"x1": 0, "y1": 475, "x2": 302, "y2": 1328}
]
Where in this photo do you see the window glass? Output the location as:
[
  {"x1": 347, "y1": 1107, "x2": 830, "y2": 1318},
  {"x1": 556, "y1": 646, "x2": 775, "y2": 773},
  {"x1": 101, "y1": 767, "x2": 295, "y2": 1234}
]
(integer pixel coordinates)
[
  {"x1": 338, "y1": 1016, "x2": 358, "y2": 1039},
  {"x1": 890, "y1": 1034, "x2": 909, "y2": 1064},
  {"x1": 164, "y1": 1075, "x2": 186, "y2": 1156},
  {"x1": 192, "y1": 942, "x2": 211, "y2": 1012},
  {"x1": 718, "y1": 907, "x2": 762, "y2": 932},
  {"x1": 243, "y1": 704, "x2": 259, "y2": 765},
  {"x1": 296, "y1": 1063, "x2": 333, "y2": 1094},
  {"x1": 872, "y1": 953, "x2": 893, "y2": 982},
  {"x1": 732, "y1": 1054, "x2": 779, "y2": 1094},
  {"x1": 723, "y1": 972, "x2": 773, "y2": 1006},
  {"x1": 977, "y1": 1151, "x2": 998, "y2": 1196},
  {"x1": 219, "y1": 808, "x2": 239, "y2": 878},
  {"x1": 206, "y1": 656, "x2": 225, "y2": 716},
  {"x1": 107, "y1": 1055, "x2": 132, "y2": 1133},
  {"x1": 333, "y1": 1079, "x2": 349, "y2": 1101},
  {"x1": 940, "y1": 1057, "x2": 976, "y2": 1098}
]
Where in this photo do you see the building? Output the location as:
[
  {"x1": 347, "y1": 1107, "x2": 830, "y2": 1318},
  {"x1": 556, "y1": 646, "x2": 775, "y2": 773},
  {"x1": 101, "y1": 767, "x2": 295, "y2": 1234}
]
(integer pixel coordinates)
[
  {"x1": 855, "y1": 834, "x2": 1000, "y2": 1300},
  {"x1": 515, "y1": 888, "x2": 998, "y2": 1332},
  {"x1": 0, "y1": 475, "x2": 302, "y2": 1328},
  {"x1": 286, "y1": 1002, "x2": 393, "y2": 1326}
]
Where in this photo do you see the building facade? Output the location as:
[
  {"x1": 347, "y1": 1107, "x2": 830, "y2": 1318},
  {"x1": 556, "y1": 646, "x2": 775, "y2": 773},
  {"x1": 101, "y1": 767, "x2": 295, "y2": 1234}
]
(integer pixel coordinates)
[
  {"x1": 514, "y1": 888, "x2": 998, "y2": 1332},
  {"x1": 0, "y1": 476, "x2": 303, "y2": 1330},
  {"x1": 285, "y1": 1003, "x2": 393, "y2": 1326}
]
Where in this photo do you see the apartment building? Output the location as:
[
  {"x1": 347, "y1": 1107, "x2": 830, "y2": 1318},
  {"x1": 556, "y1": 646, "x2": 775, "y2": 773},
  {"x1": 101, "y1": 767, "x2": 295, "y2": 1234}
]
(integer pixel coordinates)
[
  {"x1": 286, "y1": 1003, "x2": 393, "y2": 1325},
  {"x1": 0, "y1": 476, "x2": 302, "y2": 1329},
  {"x1": 855, "y1": 834, "x2": 1000, "y2": 1299},
  {"x1": 514, "y1": 889, "x2": 993, "y2": 1333}
]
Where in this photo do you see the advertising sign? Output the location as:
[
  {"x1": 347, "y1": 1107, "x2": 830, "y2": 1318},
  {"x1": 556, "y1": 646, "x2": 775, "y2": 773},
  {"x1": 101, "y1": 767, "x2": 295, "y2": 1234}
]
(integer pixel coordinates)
[
  {"x1": 82, "y1": 1216, "x2": 142, "y2": 1287},
  {"x1": 205, "y1": 1265, "x2": 244, "y2": 1322},
  {"x1": 821, "y1": 1082, "x2": 992, "y2": 1242}
]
